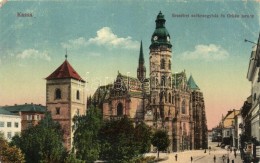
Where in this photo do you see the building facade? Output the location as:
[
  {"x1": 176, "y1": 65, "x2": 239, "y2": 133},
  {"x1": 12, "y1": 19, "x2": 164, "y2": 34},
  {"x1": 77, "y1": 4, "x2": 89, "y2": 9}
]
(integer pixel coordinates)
[
  {"x1": 46, "y1": 58, "x2": 86, "y2": 150},
  {"x1": 247, "y1": 41, "x2": 260, "y2": 141},
  {"x1": 0, "y1": 108, "x2": 21, "y2": 141},
  {"x1": 0, "y1": 104, "x2": 46, "y2": 131},
  {"x1": 93, "y1": 12, "x2": 208, "y2": 152}
]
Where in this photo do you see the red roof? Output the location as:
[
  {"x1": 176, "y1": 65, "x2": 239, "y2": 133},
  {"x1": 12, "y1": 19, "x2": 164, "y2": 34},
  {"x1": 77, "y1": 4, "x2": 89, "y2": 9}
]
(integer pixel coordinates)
[{"x1": 46, "y1": 60, "x2": 85, "y2": 82}]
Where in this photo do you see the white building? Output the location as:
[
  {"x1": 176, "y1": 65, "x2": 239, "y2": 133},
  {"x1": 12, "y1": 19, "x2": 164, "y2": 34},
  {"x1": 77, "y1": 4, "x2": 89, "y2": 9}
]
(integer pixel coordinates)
[
  {"x1": 234, "y1": 112, "x2": 242, "y2": 148},
  {"x1": 0, "y1": 108, "x2": 21, "y2": 141},
  {"x1": 247, "y1": 44, "x2": 260, "y2": 141}
]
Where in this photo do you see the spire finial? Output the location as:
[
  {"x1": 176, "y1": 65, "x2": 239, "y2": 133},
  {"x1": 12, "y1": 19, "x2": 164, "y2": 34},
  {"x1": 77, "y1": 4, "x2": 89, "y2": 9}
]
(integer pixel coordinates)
[{"x1": 65, "y1": 48, "x2": 68, "y2": 60}]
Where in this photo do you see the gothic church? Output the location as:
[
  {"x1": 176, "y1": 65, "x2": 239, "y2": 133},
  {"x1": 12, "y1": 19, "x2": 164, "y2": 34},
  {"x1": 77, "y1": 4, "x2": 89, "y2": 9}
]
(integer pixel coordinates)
[{"x1": 92, "y1": 11, "x2": 208, "y2": 152}]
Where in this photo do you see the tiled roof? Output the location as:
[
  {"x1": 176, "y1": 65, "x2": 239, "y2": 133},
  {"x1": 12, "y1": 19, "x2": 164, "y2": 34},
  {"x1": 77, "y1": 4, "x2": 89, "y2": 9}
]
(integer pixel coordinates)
[
  {"x1": 1, "y1": 104, "x2": 47, "y2": 113},
  {"x1": 187, "y1": 75, "x2": 200, "y2": 90},
  {"x1": 46, "y1": 60, "x2": 85, "y2": 82},
  {"x1": 0, "y1": 108, "x2": 19, "y2": 116}
]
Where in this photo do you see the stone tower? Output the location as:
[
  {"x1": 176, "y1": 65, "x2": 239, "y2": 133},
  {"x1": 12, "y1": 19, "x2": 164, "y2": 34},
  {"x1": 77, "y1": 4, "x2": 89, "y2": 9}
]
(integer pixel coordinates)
[
  {"x1": 46, "y1": 57, "x2": 86, "y2": 150},
  {"x1": 149, "y1": 11, "x2": 173, "y2": 125},
  {"x1": 137, "y1": 41, "x2": 146, "y2": 82},
  {"x1": 188, "y1": 75, "x2": 208, "y2": 149}
]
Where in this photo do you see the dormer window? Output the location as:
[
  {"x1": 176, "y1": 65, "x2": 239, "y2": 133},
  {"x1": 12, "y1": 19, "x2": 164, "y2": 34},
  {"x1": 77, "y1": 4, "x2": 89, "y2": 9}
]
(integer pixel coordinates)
[{"x1": 55, "y1": 89, "x2": 61, "y2": 99}]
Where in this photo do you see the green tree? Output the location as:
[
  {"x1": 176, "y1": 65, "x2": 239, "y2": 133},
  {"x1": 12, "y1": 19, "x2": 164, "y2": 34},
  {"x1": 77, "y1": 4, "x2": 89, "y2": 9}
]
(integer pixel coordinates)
[
  {"x1": 151, "y1": 129, "x2": 170, "y2": 158},
  {"x1": 99, "y1": 116, "x2": 140, "y2": 163},
  {"x1": 65, "y1": 153, "x2": 85, "y2": 163},
  {"x1": 11, "y1": 112, "x2": 66, "y2": 163},
  {"x1": 0, "y1": 132, "x2": 25, "y2": 163},
  {"x1": 73, "y1": 105, "x2": 102, "y2": 162},
  {"x1": 134, "y1": 122, "x2": 152, "y2": 154}
]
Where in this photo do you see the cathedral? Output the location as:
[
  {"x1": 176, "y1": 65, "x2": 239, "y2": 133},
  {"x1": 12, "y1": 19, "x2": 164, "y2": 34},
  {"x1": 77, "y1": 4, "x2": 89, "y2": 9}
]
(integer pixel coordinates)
[
  {"x1": 44, "y1": 11, "x2": 207, "y2": 151},
  {"x1": 92, "y1": 11, "x2": 208, "y2": 152}
]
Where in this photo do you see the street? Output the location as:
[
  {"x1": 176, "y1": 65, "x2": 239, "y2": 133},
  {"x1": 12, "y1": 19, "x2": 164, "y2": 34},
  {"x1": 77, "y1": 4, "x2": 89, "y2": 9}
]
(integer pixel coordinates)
[{"x1": 147, "y1": 142, "x2": 243, "y2": 163}]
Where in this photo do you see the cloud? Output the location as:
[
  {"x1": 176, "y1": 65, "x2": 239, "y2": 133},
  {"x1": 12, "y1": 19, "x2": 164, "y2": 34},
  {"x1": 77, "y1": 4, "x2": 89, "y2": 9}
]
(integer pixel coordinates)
[
  {"x1": 61, "y1": 27, "x2": 139, "y2": 49},
  {"x1": 88, "y1": 27, "x2": 139, "y2": 49},
  {"x1": 61, "y1": 37, "x2": 88, "y2": 49},
  {"x1": 180, "y1": 44, "x2": 229, "y2": 61},
  {"x1": 16, "y1": 49, "x2": 51, "y2": 61}
]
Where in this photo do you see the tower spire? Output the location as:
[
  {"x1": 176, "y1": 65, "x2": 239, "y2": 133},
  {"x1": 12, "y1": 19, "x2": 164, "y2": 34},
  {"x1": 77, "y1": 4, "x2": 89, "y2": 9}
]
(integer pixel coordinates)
[
  {"x1": 139, "y1": 40, "x2": 144, "y2": 64},
  {"x1": 137, "y1": 41, "x2": 146, "y2": 81}
]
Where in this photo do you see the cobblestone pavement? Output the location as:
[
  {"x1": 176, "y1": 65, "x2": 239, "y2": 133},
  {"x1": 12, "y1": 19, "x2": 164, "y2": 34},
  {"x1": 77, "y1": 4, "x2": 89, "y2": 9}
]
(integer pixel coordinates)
[{"x1": 146, "y1": 142, "x2": 243, "y2": 163}]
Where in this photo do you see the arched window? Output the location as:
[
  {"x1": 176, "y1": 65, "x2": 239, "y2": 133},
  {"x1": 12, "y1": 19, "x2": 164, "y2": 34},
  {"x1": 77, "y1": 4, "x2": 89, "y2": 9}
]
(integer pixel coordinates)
[
  {"x1": 169, "y1": 93, "x2": 171, "y2": 103},
  {"x1": 55, "y1": 89, "x2": 61, "y2": 99},
  {"x1": 181, "y1": 100, "x2": 186, "y2": 114},
  {"x1": 159, "y1": 92, "x2": 163, "y2": 102},
  {"x1": 168, "y1": 77, "x2": 171, "y2": 87},
  {"x1": 117, "y1": 103, "x2": 123, "y2": 116},
  {"x1": 76, "y1": 90, "x2": 80, "y2": 100},
  {"x1": 160, "y1": 59, "x2": 165, "y2": 69},
  {"x1": 168, "y1": 60, "x2": 171, "y2": 70},
  {"x1": 161, "y1": 76, "x2": 166, "y2": 87}
]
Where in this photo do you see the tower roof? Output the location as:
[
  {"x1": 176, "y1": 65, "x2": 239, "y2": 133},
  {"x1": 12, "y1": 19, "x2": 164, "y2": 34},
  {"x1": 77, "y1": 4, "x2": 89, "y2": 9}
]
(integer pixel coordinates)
[
  {"x1": 150, "y1": 11, "x2": 172, "y2": 49},
  {"x1": 139, "y1": 41, "x2": 144, "y2": 64},
  {"x1": 187, "y1": 75, "x2": 200, "y2": 90},
  {"x1": 46, "y1": 60, "x2": 85, "y2": 82}
]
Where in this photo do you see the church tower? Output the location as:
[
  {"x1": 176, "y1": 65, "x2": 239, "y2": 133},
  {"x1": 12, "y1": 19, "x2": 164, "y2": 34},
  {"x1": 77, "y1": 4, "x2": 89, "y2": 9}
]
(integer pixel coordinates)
[
  {"x1": 46, "y1": 56, "x2": 86, "y2": 150},
  {"x1": 137, "y1": 41, "x2": 146, "y2": 82},
  {"x1": 149, "y1": 11, "x2": 173, "y2": 124}
]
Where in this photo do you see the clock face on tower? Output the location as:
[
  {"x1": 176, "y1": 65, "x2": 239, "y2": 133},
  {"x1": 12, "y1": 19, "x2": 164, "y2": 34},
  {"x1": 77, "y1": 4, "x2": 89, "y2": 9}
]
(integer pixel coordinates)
[{"x1": 153, "y1": 36, "x2": 158, "y2": 41}]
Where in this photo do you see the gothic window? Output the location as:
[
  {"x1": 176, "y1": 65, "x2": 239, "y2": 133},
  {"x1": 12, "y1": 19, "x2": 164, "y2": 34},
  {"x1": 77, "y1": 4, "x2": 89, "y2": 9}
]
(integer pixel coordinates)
[
  {"x1": 168, "y1": 77, "x2": 171, "y2": 87},
  {"x1": 169, "y1": 93, "x2": 171, "y2": 103},
  {"x1": 165, "y1": 93, "x2": 167, "y2": 102},
  {"x1": 168, "y1": 60, "x2": 171, "y2": 70},
  {"x1": 160, "y1": 59, "x2": 165, "y2": 69},
  {"x1": 76, "y1": 90, "x2": 80, "y2": 100},
  {"x1": 159, "y1": 92, "x2": 163, "y2": 102},
  {"x1": 117, "y1": 103, "x2": 123, "y2": 116},
  {"x1": 182, "y1": 100, "x2": 186, "y2": 114},
  {"x1": 161, "y1": 76, "x2": 166, "y2": 87},
  {"x1": 172, "y1": 96, "x2": 174, "y2": 104},
  {"x1": 55, "y1": 89, "x2": 61, "y2": 99}
]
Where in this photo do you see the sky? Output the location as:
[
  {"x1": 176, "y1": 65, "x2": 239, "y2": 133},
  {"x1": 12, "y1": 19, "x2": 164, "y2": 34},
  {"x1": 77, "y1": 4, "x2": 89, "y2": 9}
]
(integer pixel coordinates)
[{"x1": 0, "y1": 0, "x2": 259, "y2": 129}]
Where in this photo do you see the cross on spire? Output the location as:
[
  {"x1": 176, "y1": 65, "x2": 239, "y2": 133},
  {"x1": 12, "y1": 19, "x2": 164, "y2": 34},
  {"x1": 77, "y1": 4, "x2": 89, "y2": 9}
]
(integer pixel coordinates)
[{"x1": 65, "y1": 48, "x2": 68, "y2": 60}]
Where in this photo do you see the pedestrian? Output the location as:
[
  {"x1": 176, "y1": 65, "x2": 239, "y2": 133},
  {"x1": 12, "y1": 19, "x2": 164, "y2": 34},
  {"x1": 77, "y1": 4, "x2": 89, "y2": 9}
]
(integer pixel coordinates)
[
  {"x1": 227, "y1": 157, "x2": 230, "y2": 163},
  {"x1": 175, "y1": 154, "x2": 178, "y2": 161},
  {"x1": 234, "y1": 152, "x2": 237, "y2": 158},
  {"x1": 204, "y1": 149, "x2": 206, "y2": 153},
  {"x1": 191, "y1": 156, "x2": 193, "y2": 162},
  {"x1": 222, "y1": 155, "x2": 225, "y2": 163},
  {"x1": 213, "y1": 155, "x2": 216, "y2": 162}
]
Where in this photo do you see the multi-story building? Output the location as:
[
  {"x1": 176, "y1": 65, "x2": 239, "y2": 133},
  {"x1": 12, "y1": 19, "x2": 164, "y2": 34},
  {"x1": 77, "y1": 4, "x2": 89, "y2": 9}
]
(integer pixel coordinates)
[
  {"x1": 220, "y1": 109, "x2": 240, "y2": 146},
  {"x1": 247, "y1": 39, "x2": 260, "y2": 141},
  {"x1": 0, "y1": 108, "x2": 21, "y2": 141},
  {"x1": 0, "y1": 103, "x2": 46, "y2": 132},
  {"x1": 93, "y1": 11, "x2": 208, "y2": 152},
  {"x1": 46, "y1": 57, "x2": 86, "y2": 150}
]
